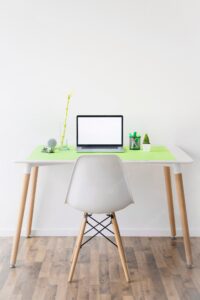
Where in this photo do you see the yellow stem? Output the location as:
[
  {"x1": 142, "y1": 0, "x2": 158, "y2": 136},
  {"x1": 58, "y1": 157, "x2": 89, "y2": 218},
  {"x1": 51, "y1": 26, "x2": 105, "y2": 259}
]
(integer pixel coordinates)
[{"x1": 60, "y1": 95, "x2": 71, "y2": 147}]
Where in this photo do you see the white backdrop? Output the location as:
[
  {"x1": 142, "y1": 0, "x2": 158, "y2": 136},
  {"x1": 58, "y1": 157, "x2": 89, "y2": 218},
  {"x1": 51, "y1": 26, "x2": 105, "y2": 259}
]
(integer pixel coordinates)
[{"x1": 0, "y1": 0, "x2": 200, "y2": 236}]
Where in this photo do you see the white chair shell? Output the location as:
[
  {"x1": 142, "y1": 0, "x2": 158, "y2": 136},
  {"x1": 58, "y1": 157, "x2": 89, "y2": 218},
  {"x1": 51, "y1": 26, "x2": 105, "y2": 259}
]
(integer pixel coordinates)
[{"x1": 66, "y1": 155, "x2": 133, "y2": 214}]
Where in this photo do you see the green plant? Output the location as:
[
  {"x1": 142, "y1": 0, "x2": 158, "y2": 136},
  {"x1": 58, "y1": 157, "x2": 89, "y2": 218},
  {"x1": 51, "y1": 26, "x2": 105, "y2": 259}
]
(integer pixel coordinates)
[{"x1": 143, "y1": 134, "x2": 150, "y2": 144}]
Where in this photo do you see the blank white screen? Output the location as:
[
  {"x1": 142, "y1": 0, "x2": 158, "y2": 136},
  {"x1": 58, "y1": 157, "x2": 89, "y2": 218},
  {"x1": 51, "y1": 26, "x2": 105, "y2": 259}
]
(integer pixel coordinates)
[{"x1": 78, "y1": 117, "x2": 122, "y2": 145}]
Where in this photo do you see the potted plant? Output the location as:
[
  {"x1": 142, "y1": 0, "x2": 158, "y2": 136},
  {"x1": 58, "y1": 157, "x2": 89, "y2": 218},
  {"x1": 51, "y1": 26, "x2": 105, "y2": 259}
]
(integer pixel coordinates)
[{"x1": 142, "y1": 134, "x2": 151, "y2": 151}]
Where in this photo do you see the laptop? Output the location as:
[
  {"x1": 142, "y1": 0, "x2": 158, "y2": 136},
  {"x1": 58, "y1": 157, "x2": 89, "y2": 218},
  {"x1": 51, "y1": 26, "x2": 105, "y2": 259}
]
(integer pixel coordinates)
[{"x1": 76, "y1": 115, "x2": 124, "y2": 152}]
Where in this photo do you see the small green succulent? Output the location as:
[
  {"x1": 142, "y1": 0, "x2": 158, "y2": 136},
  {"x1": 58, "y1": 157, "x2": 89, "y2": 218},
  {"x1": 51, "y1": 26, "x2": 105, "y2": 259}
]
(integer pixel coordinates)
[{"x1": 143, "y1": 134, "x2": 150, "y2": 144}]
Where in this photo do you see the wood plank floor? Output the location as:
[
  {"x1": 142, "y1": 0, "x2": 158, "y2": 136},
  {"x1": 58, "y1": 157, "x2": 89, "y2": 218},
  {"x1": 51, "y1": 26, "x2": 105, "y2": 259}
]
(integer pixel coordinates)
[{"x1": 0, "y1": 237, "x2": 200, "y2": 300}]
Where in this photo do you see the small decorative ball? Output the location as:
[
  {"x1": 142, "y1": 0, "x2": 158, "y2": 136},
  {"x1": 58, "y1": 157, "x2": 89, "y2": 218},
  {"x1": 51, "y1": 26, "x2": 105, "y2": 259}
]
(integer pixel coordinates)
[{"x1": 48, "y1": 139, "x2": 57, "y2": 149}]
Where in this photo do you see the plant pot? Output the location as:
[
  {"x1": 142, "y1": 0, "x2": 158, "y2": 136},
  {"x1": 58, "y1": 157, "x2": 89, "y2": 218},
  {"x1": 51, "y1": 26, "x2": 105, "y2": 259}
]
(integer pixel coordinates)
[{"x1": 143, "y1": 144, "x2": 151, "y2": 152}]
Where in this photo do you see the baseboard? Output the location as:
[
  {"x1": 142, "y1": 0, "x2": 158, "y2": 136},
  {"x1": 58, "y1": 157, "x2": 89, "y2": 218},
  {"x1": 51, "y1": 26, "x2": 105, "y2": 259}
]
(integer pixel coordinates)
[{"x1": 0, "y1": 228, "x2": 200, "y2": 237}]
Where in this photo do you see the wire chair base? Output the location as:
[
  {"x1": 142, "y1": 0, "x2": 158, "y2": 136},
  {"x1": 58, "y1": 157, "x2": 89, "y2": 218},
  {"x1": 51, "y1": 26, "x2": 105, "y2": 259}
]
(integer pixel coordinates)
[{"x1": 81, "y1": 213, "x2": 117, "y2": 248}]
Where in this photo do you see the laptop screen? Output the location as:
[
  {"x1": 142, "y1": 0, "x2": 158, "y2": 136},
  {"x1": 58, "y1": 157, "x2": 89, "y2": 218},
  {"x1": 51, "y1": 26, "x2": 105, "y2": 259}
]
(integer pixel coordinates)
[{"x1": 77, "y1": 115, "x2": 123, "y2": 146}]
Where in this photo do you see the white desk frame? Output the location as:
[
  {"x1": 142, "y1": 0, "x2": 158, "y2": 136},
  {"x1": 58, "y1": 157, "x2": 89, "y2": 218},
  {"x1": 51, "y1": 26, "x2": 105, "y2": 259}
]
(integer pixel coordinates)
[{"x1": 10, "y1": 146, "x2": 193, "y2": 268}]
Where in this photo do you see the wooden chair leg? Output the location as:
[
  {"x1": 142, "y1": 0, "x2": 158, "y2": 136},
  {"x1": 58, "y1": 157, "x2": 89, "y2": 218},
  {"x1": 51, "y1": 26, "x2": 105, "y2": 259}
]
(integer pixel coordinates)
[
  {"x1": 68, "y1": 214, "x2": 87, "y2": 282},
  {"x1": 111, "y1": 213, "x2": 130, "y2": 282},
  {"x1": 163, "y1": 166, "x2": 176, "y2": 239},
  {"x1": 70, "y1": 231, "x2": 81, "y2": 264},
  {"x1": 26, "y1": 166, "x2": 39, "y2": 238},
  {"x1": 175, "y1": 173, "x2": 193, "y2": 267}
]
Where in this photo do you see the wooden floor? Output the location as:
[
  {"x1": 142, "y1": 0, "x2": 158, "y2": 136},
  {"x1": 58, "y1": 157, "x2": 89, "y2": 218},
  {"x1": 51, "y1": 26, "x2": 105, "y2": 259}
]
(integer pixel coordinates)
[{"x1": 0, "y1": 237, "x2": 200, "y2": 300}]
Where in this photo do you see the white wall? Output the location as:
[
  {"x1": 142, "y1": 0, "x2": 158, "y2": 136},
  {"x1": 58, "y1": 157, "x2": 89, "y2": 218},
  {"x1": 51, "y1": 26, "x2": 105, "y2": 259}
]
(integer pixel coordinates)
[{"x1": 0, "y1": 0, "x2": 200, "y2": 236}]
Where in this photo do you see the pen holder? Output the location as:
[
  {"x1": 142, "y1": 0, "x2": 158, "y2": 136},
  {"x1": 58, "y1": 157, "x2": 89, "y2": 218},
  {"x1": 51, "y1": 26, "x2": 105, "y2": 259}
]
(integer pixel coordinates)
[{"x1": 129, "y1": 136, "x2": 141, "y2": 150}]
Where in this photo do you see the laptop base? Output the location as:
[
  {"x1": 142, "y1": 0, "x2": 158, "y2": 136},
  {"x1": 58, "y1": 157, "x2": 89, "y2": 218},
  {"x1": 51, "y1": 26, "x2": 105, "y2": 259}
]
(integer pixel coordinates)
[{"x1": 76, "y1": 146, "x2": 124, "y2": 153}]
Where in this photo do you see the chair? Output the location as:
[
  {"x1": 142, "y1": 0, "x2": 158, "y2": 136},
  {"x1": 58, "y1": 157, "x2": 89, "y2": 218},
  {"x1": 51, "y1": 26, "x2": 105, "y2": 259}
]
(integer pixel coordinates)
[{"x1": 65, "y1": 155, "x2": 134, "y2": 282}]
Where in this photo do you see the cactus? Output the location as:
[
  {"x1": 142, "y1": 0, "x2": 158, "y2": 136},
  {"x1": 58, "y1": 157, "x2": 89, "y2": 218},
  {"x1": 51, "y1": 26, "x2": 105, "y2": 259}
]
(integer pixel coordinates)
[{"x1": 143, "y1": 134, "x2": 150, "y2": 144}]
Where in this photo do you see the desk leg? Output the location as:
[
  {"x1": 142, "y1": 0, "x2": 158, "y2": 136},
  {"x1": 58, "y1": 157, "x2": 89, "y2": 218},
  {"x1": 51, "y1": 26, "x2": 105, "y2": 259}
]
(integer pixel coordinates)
[
  {"x1": 26, "y1": 166, "x2": 39, "y2": 238},
  {"x1": 163, "y1": 166, "x2": 176, "y2": 239},
  {"x1": 174, "y1": 165, "x2": 193, "y2": 267},
  {"x1": 10, "y1": 165, "x2": 31, "y2": 268}
]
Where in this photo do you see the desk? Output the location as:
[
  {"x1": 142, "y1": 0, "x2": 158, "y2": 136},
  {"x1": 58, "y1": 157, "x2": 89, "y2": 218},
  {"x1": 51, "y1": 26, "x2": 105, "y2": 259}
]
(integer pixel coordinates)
[{"x1": 10, "y1": 145, "x2": 193, "y2": 268}]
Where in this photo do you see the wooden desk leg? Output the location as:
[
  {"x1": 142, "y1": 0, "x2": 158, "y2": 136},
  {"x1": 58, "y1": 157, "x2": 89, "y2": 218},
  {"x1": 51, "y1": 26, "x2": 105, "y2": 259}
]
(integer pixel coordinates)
[
  {"x1": 163, "y1": 166, "x2": 176, "y2": 239},
  {"x1": 26, "y1": 166, "x2": 39, "y2": 238},
  {"x1": 174, "y1": 165, "x2": 193, "y2": 267},
  {"x1": 10, "y1": 165, "x2": 31, "y2": 268}
]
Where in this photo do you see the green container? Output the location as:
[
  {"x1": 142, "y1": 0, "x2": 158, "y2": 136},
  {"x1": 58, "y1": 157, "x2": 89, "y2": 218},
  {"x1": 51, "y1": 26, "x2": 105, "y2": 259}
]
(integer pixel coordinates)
[{"x1": 129, "y1": 133, "x2": 141, "y2": 150}]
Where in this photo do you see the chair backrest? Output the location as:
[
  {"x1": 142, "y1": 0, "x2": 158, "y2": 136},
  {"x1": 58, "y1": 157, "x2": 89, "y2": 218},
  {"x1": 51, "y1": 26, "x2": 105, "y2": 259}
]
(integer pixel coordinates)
[{"x1": 66, "y1": 155, "x2": 134, "y2": 214}]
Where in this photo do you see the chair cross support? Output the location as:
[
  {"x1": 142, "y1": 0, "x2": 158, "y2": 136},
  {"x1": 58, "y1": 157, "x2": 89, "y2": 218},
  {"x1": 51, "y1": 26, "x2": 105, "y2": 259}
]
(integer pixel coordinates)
[{"x1": 81, "y1": 214, "x2": 117, "y2": 248}]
